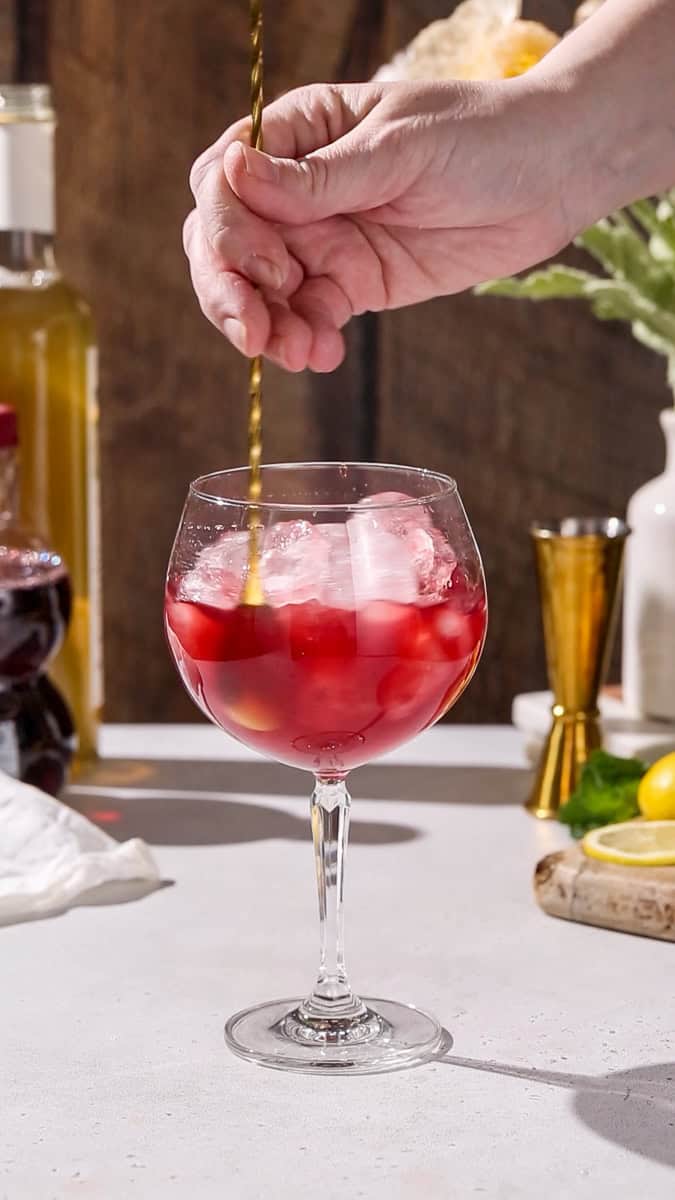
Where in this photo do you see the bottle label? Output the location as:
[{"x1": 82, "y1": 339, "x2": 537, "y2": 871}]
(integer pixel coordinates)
[
  {"x1": 0, "y1": 720, "x2": 20, "y2": 778},
  {"x1": 0, "y1": 121, "x2": 55, "y2": 234},
  {"x1": 86, "y1": 347, "x2": 105, "y2": 715}
]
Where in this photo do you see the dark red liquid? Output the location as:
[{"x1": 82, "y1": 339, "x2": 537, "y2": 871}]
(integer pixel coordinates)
[
  {"x1": 165, "y1": 584, "x2": 486, "y2": 774},
  {"x1": 0, "y1": 551, "x2": 74, "y2": 795},
  {"x1": 0, "y1": 560, "x2": 71, "y2": 681}
]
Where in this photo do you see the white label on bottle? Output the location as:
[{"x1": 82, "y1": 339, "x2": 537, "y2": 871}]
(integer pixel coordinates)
[
  {"x1": 0, "y1": 721, "x2": 20, "y2": 778},
  {"x1": 86, "y1": 347, "x2": 105, "y2": 715},
  {"x1": 0, "y1": 122, "x2": 55, "y2": 233}
]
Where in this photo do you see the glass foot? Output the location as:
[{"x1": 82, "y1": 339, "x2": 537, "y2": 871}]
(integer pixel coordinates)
[{"x1": 225, "y1": 997, "x2": 443, "y2": 1075}]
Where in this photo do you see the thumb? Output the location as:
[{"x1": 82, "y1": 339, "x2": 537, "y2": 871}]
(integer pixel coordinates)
[{"x1": 224, "y1": 137, "x2": 380, "y2": 225}]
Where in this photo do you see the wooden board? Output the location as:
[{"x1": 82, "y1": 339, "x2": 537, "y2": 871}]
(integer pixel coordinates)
[{"x1": 535, "y1": 845, "x2": 675, "y2": 941}]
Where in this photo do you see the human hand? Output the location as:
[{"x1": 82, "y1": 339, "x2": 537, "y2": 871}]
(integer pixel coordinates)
[{"x1": 184, "y1": 80, "x2": 573, "y2": 372}]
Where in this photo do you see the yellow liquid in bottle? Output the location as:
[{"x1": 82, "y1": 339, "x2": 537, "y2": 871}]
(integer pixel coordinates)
[{"x1": 0, "y1": 278, "x2": 101, "y2": 759}]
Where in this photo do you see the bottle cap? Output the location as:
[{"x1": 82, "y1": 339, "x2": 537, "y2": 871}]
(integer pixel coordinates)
[
  {"x1": 0, "y1": 87, "x2": 55, "y2": 235},
  {"x1": 0, "y1": 406, "x2": 18, "y2": 448}
]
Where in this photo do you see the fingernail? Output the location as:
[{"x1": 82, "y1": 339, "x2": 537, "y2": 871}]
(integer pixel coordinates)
[
  {"x1": 241, "y1": 144, "x2": 279, "y2": 184},
  {"x1": 266, "y1": 335, "x2": 288, "y2": 368},
  {"x1": 241, "y1": 253, "x2": 284, "y2": 292},
  {"x1": 223, "y1": 318, "x2": 247, "y2": 352}
]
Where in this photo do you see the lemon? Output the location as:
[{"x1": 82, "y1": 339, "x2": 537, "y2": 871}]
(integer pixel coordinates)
[
  {"x1": 225, "y1": 695, "x2": 280, "y2": 732},
  {"x1": 638, "y1": 752, "x2": 675, "y2": 820},
  {"x1": 582, "y1": 820, "x2": 675, "y2": 867}
]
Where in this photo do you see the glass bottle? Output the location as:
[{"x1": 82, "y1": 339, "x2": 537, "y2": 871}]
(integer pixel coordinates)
[
  {"x1": 0, "y1": 403, "x2": 75, "y2": 795},
  {"x1": 0, "y1": 83, "x2": 101, "y2": 757}
]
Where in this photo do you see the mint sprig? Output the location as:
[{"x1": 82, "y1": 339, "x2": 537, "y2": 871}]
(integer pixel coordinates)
[{"x1": 558, "y1": 750, "x2": 646, "y2": 838}]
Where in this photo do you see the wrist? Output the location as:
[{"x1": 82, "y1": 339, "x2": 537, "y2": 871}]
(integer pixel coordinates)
[
  {"x1": 521, "y1": 0, "x2": 675, "y2": 230},
  {"x1": 505, "y1": 68, "x2": 615, "y2": 239}
]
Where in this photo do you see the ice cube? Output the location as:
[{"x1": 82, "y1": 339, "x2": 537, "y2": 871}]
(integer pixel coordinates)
[
  {"x1": 419, "y1": 529, "x2": 458, "y2": 601},
  {"x1": 177, "y1": 513, "x2": 460, "y2": 613},
  {"x1": 354, "y1": 491, "x2": 457, "y2": 600},
  {"x1": 261, "y1": 519, "x2": 328, "y2": 606},
  {"x1": 356, "y1": 491, "x2": 433, "y2": 537},
  {"x1": 347, "y1": 518, "x2": 418, "y2": 606},
  {"x1": 179, "y1": 529, "x2": 250, "y2": 607},
  {"x1": 313, "y1": 523, "x2": 355, "y2": 609},
  {"x1": 407, "y1": 526, "x2": 436, "y2": 579},
  {"x1": 198, "y1": 530, "x2": 250, "y2": 573}
]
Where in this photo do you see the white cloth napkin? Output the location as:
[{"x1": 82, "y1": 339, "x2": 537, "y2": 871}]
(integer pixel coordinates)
[{"x1": 0, "y1": 771, "x2": 160, "y2": 925}]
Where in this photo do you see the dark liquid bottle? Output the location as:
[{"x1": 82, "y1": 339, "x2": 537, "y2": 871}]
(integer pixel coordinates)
[{"x1": 0, "y1": 405, "x2": 75, "y2": 794}]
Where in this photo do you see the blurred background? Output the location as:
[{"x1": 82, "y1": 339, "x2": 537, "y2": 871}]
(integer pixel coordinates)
[{"x1": 2, "y1": 0, "x2": 670, "y2": 725}]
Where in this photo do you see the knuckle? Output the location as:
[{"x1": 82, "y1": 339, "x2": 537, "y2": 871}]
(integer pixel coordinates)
[
  {"x1": 319, "y1": 85, "x2": 351, "y2": 139},
  {"x1": 189, "y1": 151, "x2": 214, "y2": 199},
  {"x1": 211, "y1": 226, "x2": 233, "y2": 263},
  {"x1": 303, "y1": 154, "x2": 329, "y2": 197},
  {"x1": 182, "y1": 210, "x2": 198, "y2": 256},
  {"x1": 295, "y1": 83, "x2": 324, "y2": 114},
  {"x1": 198, "y1": 275, "x2": 248, "y2": 328},
  {"x1": 199, "y1": 291, "x2": 229, "y2": 331}
]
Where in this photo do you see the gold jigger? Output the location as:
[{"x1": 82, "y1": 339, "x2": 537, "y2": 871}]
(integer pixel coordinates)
[{"x1": 526, "y1": 518, "x2": 629, "y2": 819}]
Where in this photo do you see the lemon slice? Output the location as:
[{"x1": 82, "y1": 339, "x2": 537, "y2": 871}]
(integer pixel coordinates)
[
  {"x1": 582, "y1": 820, "x2": 675, "y2": 867},
  {"x1": 224, "y1": 694, "x2": 280, "y2": 732}
]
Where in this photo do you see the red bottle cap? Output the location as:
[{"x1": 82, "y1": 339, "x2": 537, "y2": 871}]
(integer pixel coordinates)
[{"x1": 0, "y1": 406, "x2": 18, "y2": 449}]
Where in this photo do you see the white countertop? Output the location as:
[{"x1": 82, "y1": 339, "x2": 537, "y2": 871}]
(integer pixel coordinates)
[{"x1": 3, "y1": 724, "x2": 674, "y2": 1198}]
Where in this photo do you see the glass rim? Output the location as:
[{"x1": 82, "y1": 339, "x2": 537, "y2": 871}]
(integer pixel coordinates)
[
  {"x1": 531, "y1": 517, "x2": 630, "y2": 540},
  {"x1": 189, "y1": 461, "x2": 458, "y2": 514}
]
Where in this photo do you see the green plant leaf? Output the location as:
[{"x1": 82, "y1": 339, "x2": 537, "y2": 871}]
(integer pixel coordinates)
[
  {"x1": 653, "y1": 195, "x2": 675, "y2": 262},
  {"x1": 631, "y1": 320, "x2": 675, "y2": 359},
  {"x1": 668, "y1": 356, "x2": 675, "y2": 398},
  {"x1": 576, "y1": 219, "x2": 675, "y2": 309},
  {"x1": 476, "y1": 266, "x2": 598, "y2": 300},
  {"x1": 576, "y1": 220, "x2": 652, "y2": 288},
  {"x1": 475, "y1": 192, "x2": 675, "y2": 371},
  {"x1": 479, "y1": 271, "x2": 675, "y2": 358},
  {"x1": 584, "y1": 280, "x2": 675, "y2": 353},
  {"x1": 630, "y1": 198, "x2": 675, "y2": 258},
  {"x1": 558, "y1": 750, "x2": 646, "y2": 838}
]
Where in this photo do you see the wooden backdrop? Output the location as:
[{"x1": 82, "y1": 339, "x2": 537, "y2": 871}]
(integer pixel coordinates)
[{"x1": 5, "y1": 0, "x2": 671, "y2": 722}]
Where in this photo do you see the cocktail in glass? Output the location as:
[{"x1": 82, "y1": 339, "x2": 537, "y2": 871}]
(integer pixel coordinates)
[{"x1": 165, "y1": 463, "x2": 486, "y2": 1073}]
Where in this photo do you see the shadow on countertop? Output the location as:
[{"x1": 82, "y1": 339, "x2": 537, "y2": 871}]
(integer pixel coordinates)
[
  {"x1": 67, "y1": 790, "x2": 420, "y2": 847},
  {"x1": 436, "y1": 1039, "x2": 675, "y2": 1171},
  {"x1": 65, "y1": 757, "x2": 530, "y2": 847}
]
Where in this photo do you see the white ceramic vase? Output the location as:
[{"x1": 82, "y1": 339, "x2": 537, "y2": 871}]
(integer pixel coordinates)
[{"x1": 623, "y1": 407, "x2": 675, "y2": 720}]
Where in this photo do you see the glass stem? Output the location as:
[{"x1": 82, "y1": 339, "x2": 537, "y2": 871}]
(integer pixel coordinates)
[{"x1": 299, "y1": 776, "x2": 367, "y2": 1026}]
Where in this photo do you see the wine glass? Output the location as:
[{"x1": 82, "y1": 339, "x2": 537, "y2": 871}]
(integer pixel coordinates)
[{"x1": 165, "y1": 463, "x2": 487, "y2": 1074}]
